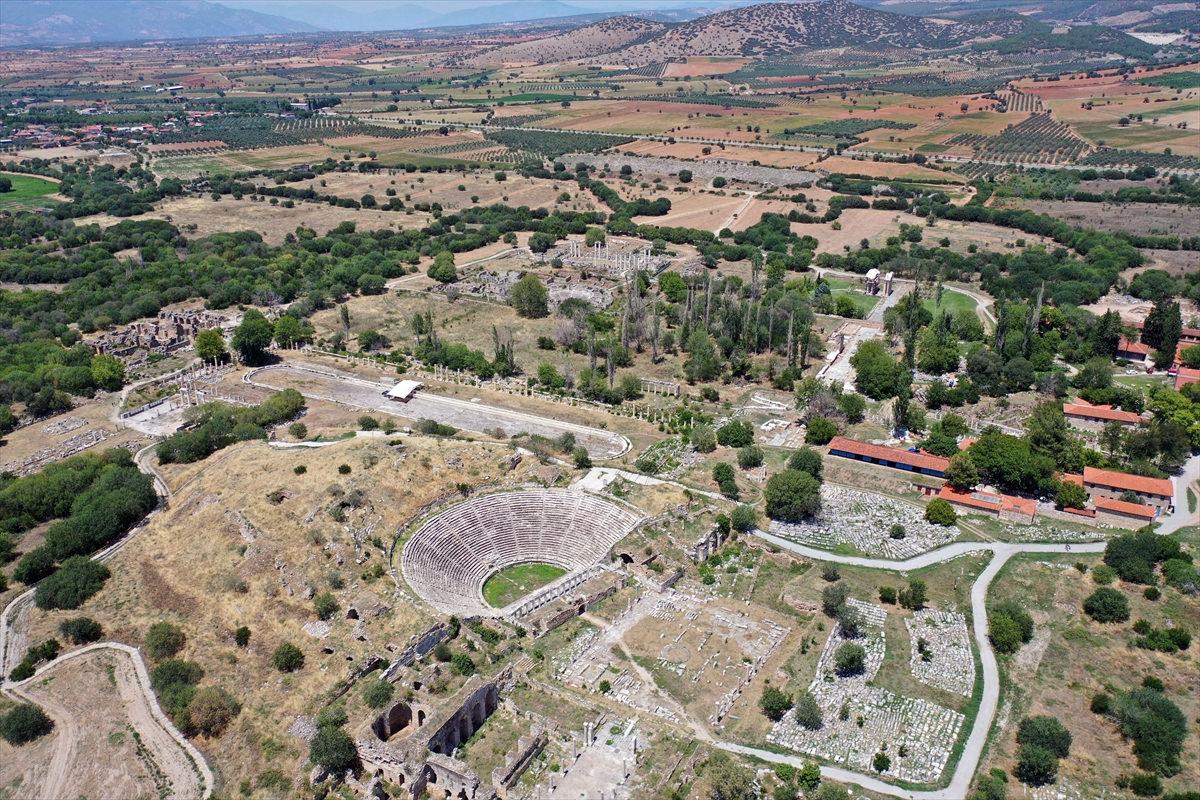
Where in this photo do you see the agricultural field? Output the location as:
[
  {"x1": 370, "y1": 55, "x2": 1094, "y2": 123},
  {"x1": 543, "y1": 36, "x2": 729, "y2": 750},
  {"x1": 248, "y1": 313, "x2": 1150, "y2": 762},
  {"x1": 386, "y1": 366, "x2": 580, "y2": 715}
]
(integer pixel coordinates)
[{"x1": 0, "y1": 172, "x2": 61, "y2": 209}]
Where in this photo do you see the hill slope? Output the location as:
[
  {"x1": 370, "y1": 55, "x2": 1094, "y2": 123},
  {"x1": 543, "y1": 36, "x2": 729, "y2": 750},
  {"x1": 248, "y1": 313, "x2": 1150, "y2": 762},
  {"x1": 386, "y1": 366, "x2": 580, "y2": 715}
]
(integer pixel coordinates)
[
  {"x1": 464, "y1": 16, "x2": 669, "y2": 66},
  {"x1": 608, "y1": 0, "x2": 1031, "y2": 61},
  {"x1": 0, "y1": 0, "x2": 317, "y2": 46}
]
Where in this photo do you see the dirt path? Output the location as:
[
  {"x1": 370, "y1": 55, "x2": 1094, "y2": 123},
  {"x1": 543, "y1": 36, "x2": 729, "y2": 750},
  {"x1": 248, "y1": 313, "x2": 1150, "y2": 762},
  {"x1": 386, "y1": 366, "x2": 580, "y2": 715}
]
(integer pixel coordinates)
[{"x1": 10, "y1": 644, "x2": 212, "y2": 799}]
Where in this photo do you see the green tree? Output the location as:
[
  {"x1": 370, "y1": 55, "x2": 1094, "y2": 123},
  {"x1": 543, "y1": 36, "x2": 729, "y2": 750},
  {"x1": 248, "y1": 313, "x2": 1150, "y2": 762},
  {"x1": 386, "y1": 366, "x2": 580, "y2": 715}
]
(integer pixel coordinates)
[
  {"x1": 1017, "y1": 715, "x2": 1072, "y2": 758},
  {"x1": 90, "y1": 354, "x2": 125, "y2": 392},
  {"x1": 730, "y1": 504, "x2": 758, "y2": 532},
  {"x1": 684, "y1": 330, "x2": 721, "y2": 383},
  {"x1": 510, "y1": 274, "x2": 549, "y2": 318},
  {"x1": 765, "y1": 469, "x2": 822, "y2": 522},
  {"x1": 794, "y1": 690, "x2": 822, "y2": 730},
  {"x1": 585, "y1": 227, "x2": 606, "y2": 247},
  {"x1": 989, "y1": 613, "x2": 1023, "y2": 654},
  {"x1": 1014, "y1": 744, "x2": 1058, "y2": 786},
  {"x1": 427, "y1": 251, "x2": 457, "y2": 283},
  {"x1": 805, "y1": 417, "x2": 838, "y2": 445},
  {"x1": 787, "y1": 447, "x2": 823, "y2": 480},
  {"x1": 837, "y1": 392, "x2": 866, "y2": 423},
  {"x1": 0, "y1": 704, "x2": 54, "y2": 745},
  {"x1": 899, "y1": 578, "x2": 927, "y2": 610},
  {"x1": 1054, "y1": 480, "x2": 1088, "y2": 510},
  {"x1": 717, "y1": 419, "x2": 755, "y2": 448},
  {"x1": 759, "y1": 685, "x2": 792, "y2": 721},
  {"x1": 273, "y1": 315, "x2": 310, "y2": 349},
  {"x1": 834, "y1": 642, "x2": 866, "y2": 676},
  {"x1": 194, "y1": 329, "x2": 227, "y2": 362},
  {"x1": 231, "y1": 309, "x2": 274, "y2": 365},
  {"x1": 35, "y1": 557, "x2": 109, "y2": 610},
  {"x1": 309, "y1": 726, "x2": 357, "y2": 774},
  {"x1": 691, "y1": 424, "x2": 716, "y2": 453},
  {"x1": 924, "y1": 498, "x2": 957, "y2": 526},
  {"x1": 850, "y1": 340, "x2": 900, "y2": 399}
]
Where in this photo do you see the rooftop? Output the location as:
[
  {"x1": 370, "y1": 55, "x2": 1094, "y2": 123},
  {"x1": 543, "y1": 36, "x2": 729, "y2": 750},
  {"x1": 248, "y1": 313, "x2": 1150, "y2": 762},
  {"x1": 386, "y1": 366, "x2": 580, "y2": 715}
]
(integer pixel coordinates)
[
  {"x1": 1083, "y1": 466, "x2": 1173, "y2": 498},
  {"x1": 938, "y1": 485, "x2": 1037, "y2": 518},
  {"x1": 826, "y1": 436, "x2": 950, "y2": 473},
  {"x1": 1175, "y1": 367, "x2": 1200, "y2": 391},
  {"x1": 1063, "y1": 402, "x2": 1142, "y2": 424},
  {"x1": 1093, "y1": 495, "x2": 1158, "y2": 520}
]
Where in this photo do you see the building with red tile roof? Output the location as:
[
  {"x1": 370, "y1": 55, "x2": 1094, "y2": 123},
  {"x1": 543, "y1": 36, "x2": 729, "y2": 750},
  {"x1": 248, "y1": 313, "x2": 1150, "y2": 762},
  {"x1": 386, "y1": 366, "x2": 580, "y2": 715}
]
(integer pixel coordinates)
[
  {"x1": 826, "y1": 436, "x2": 949, "y2": 477},
  {"x1": 1116, "y1": 337, "x2": 1151, "y2": 363},
  {"x1": 1174, "y1": 367, "x2": 1200, "y2": 391},
  {"x1": 1083, "y1": 466, "x2": 1173, "y2": 511},
  {"x1": 938, "y1": 486, "x2": 1037, "y2": 524},
  {"x1": 1063, "y1": 402, "x2": 1143, "y2": 430},
  {"x1": 1093, "y1": 496, "x2": 1158, "y2": 529}
]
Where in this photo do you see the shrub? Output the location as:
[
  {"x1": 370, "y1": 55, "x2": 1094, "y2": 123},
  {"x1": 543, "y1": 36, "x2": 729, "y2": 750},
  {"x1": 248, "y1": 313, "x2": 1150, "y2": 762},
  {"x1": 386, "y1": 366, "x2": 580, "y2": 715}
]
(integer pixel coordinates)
[
  {"x1": 1115, "y1": 688, "x2": 1187, "y2": 775},
  {"x1": 1091, "y1": 692, "x2": 1112, "y2": 714},
  {"x1": 338, "y1": 464, "x2": 352, "y2": 475},
  {"x1": 145, "y1": 622, "x2": 186, "y2": 660},
  {"x1": 716, "y1": 419, "x2": 755, "y2": 448},
  {"x1": 899, "y1": 578, "x2": 927, "y2": 611},
  {"x1": 989, "y1": 613, "x2": 1024, "y2": 655},
  {"x1": 288, "y1": 422, "x2": 308, "y2": 439},
  {"x1": 873, "y1": 751, "x2": 891, "y2": 773},
  {"x1": 187, "y1": 686, "x2": 241, "y2": 737},
  {"x1": 737, "y1": 445, "x2": 764, "y2": 469},
  {"x1": 572, "y1": 447, "x2": 591, "y2": 469},
  {"x1": 833, "y1": 642, "x2": 866, "y2": 676},
  {"x1": 1017, "y1": 715, "x2": 1072, "y2": 758},
  {"x1": 313, "y1": 592, "x2": 338, "y2": 621},
  {"x1": 362, "y1": 678, "x2": 395, "y2": 709},
  {"x1": 451, "y1": 653, "x2": 476, "y2": 676},
  {"x1": 1083, "y1": 587, "x2": 1129, "y2": 623},
  {"x1": 150, "y1": 659, "x2": 204, "y2": 692},
  {"x1": 889, "y1": 524, "x2": 906, "y2": 540},
  {"x1": 310, "y1": 726, "x2": 357, "y2": 774},
  {"x1": 713, "y1": 462, "x2": 739, "y2": 499},
  {"x1": 1014, "y1": 744, "x2": 1058, "y2": 786},
  {"x1": 272, "y1": 642, "x2": 305, "y2": 672},
  {"x1": 234, "y1": 626, "x2": 250, "y2": 647},
  {"x1": 822, "y1": 564, "x2": 841, "y2": 582},
  {"x1": 1128, "y1": 773, "x2": 1163, "y2": 797},
  {"x1": 1143, "y1": 586, "x2": 1160, "y2": 601},
  {"x1": 759, "y1": 685, "x2": 793, "y2": 721},
  {"x1": 878, "y1": 586, "x2": 897, "y2": 604},
  {"x1": 1091, "y1": 565, "x2": 1117, "y2": 585},
  {"x1": 358, "y1": 415, "x2": 378, "y2": 431},
  {"x1": 59, "y1": 616, "x2": 102, "y2": 644},
  {"x1": 0, "y1": 704, "x2": 54, "y2": 745},
  {"x1": 924, "y1": 498, "x2": 957, "y2": 526},
  {"x1": 34, "y1": 556, "x2": 110, "y2": 610},
  {"x1": 804, "y1": 416, "x2": 837, "y2": 445},
  {"x1": 993, "y1": 601, "x2": 1034, "y2": 642}
]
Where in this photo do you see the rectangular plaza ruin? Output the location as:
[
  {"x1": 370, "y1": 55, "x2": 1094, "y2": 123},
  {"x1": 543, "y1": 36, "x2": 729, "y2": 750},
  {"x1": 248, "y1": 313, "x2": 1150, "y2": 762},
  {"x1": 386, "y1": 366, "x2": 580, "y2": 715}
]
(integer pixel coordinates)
[{"x1": 768, "y1": 599, "x2": 965, "y2": 784}]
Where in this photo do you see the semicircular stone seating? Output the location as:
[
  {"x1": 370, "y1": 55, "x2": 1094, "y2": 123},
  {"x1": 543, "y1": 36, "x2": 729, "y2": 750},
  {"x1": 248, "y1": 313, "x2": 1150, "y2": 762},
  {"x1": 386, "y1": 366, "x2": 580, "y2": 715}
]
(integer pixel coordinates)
[{"x1": 401, "y1": 488, "x2": 642, "y2": 617}]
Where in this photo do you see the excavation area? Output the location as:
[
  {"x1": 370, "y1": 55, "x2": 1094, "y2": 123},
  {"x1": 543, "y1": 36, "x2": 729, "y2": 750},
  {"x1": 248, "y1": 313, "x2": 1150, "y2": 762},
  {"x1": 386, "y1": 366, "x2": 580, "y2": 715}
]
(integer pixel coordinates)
[{"x1": 246, "y1": 361, "x2": 631, "y2": 459}]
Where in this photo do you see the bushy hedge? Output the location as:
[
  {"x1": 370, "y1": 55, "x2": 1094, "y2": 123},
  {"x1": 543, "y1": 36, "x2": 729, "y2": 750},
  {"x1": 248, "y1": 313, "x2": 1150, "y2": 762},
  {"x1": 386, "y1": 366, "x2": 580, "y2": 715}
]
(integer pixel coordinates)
[{"x1": 156, "y1": 390, "x2": 304, "y2": 464}]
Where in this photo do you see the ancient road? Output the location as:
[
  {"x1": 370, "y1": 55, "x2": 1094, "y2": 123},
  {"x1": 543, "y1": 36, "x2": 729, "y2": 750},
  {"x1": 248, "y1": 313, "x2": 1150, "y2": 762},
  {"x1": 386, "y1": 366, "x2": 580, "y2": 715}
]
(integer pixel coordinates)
[{"x1": 246, "y1": 361, "x2": 633, "y2": 459}]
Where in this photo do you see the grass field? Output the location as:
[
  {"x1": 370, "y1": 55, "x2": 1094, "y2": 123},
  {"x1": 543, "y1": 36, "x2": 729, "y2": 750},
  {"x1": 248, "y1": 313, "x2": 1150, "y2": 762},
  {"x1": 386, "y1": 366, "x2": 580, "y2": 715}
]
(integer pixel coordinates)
[
  {"x1": 482, "y1": 562, "x2": 568, "y2": 608},
  {"x1": 0, "y1": 173, "x2": 59, "y2": 209},
  {"x1": 923, "y1": 290, "x2": 976, "y2": 318}
]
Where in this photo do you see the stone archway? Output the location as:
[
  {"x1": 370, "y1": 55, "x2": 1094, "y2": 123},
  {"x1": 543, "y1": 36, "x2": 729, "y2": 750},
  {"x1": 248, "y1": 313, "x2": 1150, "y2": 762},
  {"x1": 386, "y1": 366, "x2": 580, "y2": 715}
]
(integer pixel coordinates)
[{"x1": 371, "y1": 701, "x2": 413, "y2": 741}]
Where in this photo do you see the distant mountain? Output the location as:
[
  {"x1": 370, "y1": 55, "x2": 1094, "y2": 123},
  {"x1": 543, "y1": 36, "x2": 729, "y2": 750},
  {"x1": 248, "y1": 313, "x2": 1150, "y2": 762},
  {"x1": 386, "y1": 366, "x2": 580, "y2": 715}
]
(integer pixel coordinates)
[
  {"x1": 464, "y1": 16, "x2": 668, "y2": 65},
  {"x1": 607, "y1": 0, "x2": 1031, "y2": 61},
  {"x1": 0, "y1": 0, "x2": 318, "y2": 46}
]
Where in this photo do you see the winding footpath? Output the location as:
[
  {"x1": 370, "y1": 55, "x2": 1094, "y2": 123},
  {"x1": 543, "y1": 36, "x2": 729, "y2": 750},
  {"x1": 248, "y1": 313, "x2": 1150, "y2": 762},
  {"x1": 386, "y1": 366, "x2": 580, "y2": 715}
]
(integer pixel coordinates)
[{"x1": 0, "y1": 445, "x2": 214, "y2": 800}]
